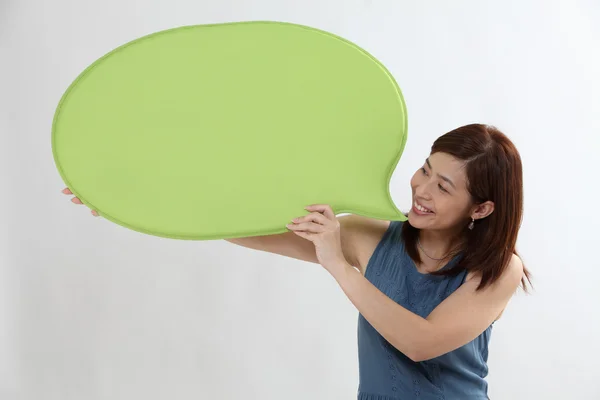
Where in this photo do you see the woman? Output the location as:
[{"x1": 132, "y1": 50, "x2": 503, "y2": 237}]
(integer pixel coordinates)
[{"x1": 63, "y1": 123, "x2": 531, "y2": 399}]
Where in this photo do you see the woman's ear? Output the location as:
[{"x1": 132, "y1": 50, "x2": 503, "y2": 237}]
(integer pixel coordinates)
[{"x1": 472, "y1": 201, "x2": 495, "y2": 220}]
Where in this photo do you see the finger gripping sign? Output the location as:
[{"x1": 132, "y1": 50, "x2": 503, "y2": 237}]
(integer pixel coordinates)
[{"x1": 52, "y1": 21, "x2": 408, "y2": 240}]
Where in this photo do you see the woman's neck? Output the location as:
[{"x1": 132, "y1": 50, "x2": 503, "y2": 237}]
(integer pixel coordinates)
[{"x1": 417, "y1": 228, "x2": 463, "y2": 271}]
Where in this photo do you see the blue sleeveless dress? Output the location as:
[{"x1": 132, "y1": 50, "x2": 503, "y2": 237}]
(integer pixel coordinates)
[{"x1": 357, "y1": 221, "x2": 492, "y2": 400}]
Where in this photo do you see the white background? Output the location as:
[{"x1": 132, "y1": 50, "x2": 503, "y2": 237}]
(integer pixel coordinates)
[{"x1": 1, "y1": 0, "x2": 599, "y2": 399}]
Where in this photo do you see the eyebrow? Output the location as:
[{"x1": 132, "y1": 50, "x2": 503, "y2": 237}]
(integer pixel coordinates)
[{"x1": 426, "y1": 158, "x2": 456, "y2": 190}]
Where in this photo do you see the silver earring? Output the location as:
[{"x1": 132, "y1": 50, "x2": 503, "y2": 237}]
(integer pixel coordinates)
[{"x1": 468, "y1": 217, "x2": 475, "y2": 230}]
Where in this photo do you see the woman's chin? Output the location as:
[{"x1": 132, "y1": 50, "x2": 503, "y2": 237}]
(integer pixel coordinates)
[
  {"x1": 407, "y1": 212, "x2": 421, "y2": 227},
  {"x1": 407, "y1": 210, "x2": 434, "y2": 229}
]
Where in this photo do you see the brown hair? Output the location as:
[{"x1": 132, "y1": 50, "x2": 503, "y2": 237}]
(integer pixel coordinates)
[{"x1": 402, "y1": 124, "x2": 532, "y2": 292}]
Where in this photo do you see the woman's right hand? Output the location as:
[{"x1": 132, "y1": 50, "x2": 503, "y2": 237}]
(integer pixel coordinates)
[{"x1": 62, "y1": 188, "x2": 99, "y2": 217}]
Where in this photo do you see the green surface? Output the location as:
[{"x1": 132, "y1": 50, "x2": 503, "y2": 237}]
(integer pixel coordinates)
[{"x1": 52, "y1": 21, "x2": 408, "y2": 240}]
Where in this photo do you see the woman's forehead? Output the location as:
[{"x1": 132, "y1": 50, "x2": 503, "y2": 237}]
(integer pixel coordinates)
[{"x1": 428, "y1": 152, "x2": 468, "y2": 186}]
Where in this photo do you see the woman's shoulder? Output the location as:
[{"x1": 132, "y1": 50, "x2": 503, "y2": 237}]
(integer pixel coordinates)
[{"x1": 464, "y1": 253, "x2": 524, "y2": 322}]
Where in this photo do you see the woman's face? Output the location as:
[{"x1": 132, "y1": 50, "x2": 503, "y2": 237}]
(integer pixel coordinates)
[{"x1": 408, "y1": 152, "x2": 476, "y2": 232}]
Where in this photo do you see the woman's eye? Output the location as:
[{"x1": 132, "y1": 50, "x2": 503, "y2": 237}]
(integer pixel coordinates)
[
  {"x1": 421, "y1": 167, "x2": 428, "y2": 175},
  {"x1": 438, "y1": 184, "x2": 448, "y2": 193}
]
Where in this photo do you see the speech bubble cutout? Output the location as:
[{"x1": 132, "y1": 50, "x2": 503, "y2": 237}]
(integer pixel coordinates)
[{"x1": 52, "y1": 21, "x2": 408, "y2": 240}]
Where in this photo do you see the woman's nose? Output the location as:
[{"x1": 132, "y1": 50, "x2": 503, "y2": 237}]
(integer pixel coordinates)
[{"x1": 415, "y1": 183, "x2": 432, "y2": 199}]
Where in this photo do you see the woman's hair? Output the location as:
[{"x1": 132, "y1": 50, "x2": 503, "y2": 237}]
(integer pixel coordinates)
[{"x1": 401, "y1": 124, "x2": 532, "y2": 292}]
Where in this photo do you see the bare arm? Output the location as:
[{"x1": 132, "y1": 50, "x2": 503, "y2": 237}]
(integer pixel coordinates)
[
  {"x1": 61, "y1": 187, "x2": 368, "y2": 273},
  {"x1": 336, "y1": 254, "x2": 524, "y2": 362},
  {"x1": 225, "y1": 214, "x2": 367, "y2": 272}
]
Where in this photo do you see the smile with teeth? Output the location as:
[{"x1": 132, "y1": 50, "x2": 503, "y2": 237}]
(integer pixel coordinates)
[{"x1": 414, "y1": 201, "x2": 434, "y2": 214}]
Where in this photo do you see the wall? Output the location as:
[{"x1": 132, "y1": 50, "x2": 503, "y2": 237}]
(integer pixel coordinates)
[{"x1": 1, "y1": 0, "x2": 599, "y2": 398}]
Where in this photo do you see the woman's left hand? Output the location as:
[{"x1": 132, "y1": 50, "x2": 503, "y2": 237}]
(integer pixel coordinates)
[{"x1": 286, "y1": 204, "x2": 350, "y2": 279}]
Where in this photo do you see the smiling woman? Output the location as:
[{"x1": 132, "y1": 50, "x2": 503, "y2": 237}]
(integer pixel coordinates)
[
  {"x1": 275, "y1": 123, "x2": 531, "y2": 399},
  {"x1": 339, "y1": 124, "x2": 532, "y2": 399}
]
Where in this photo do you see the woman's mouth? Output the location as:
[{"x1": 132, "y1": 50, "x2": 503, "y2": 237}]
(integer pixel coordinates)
[{"x1": 412, "y1": 201, "x2": 434, "y2": 216}]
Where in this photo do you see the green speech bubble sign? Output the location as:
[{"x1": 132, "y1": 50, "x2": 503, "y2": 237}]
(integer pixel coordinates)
[{"x1": 52, "y1": 21, "x2": 408, "y2": 240}]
